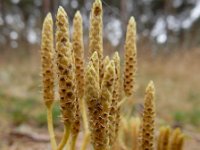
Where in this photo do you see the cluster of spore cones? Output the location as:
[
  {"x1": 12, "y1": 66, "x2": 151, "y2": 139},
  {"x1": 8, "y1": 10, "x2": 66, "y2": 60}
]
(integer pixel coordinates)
[{"x1": 40, "y1": 0, "x2": 185, "y2": 150}]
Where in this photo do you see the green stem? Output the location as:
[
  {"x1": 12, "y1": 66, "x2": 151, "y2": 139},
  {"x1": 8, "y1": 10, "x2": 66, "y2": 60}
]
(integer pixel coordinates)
[
  {"x1": 47, "y1": 106, "x2": 57, "y2": 150},
  {"x1": 57, "y1": 124, "x2": 71, "y2": 150}
]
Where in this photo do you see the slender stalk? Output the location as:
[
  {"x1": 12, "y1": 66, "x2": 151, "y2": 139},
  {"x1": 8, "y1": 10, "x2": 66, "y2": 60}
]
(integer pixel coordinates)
[
  {"x1": 80, "y1": 98, "x2": 91, "y2": 150},
  {"x1": 70, "y1": 135, "x2": 78, "y2": 150},
  {"x1": 57, "y1": 124, "x2": 71, "y2": 150},
  {"x1": 81, "y1": 98, "x2": 89, "y2": 131},
  {"x1": 65, "y1": 138, "x2": 71, "y2": 150},
  {"x1": 81, "y1": 132, "x2": 90, "y2": 150},
  {"x1": 47, "y1": 106, "x2": 57, "y2": 150}
]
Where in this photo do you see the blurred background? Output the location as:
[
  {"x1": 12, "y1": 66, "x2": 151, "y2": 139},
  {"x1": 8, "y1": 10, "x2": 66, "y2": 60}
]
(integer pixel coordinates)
[{"x1": 0, "y1": 0, "x2": 200, "y2": 149}]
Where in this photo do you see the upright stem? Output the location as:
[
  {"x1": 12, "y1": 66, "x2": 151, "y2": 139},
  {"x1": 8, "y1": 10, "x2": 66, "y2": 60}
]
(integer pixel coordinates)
[
  {"x1": 80, "y1": 98, "x2": 91, "y2": 150},
  {"x1": 81, "y1": 132, "x2": 90, "y2": 150},
  {"x1": 47, "y1": 106, "x2": 57, "y2": 150},
  {"x1": 57, "y1": 124, "x2": 71, "y2": 150},
  {"x1": 70, "y1": 135, "x2": 78, "y2": 150},
  {"x1": 80, "y1": 98, "x2": 89, "y2": 130}
]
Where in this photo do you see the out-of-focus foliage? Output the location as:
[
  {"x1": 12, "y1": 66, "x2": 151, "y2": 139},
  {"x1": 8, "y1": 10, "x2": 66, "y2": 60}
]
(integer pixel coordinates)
[{"x1": 0, "y1": 0, "x2": 200, "y2": 49}]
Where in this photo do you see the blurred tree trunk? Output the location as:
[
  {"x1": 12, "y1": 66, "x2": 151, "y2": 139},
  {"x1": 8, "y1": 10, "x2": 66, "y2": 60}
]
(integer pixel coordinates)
[
  {"x1": 0, "y1": 0, "x2": 5, "y2": 24},
  {"x1": 51, "y1": 0, "x2": 59, "y2": 16},
  {"x1": 120, "y1": 0, "x2": 127, "y2": 51},
  {"x1": 163, "y1": 0, "x2": 172, "y2": 52},
  {"x1": 120, "y1": 0, "x2": 127, "y2": 33},
  {"x1": 43, "y1": 0, "x2": 50, "y2": 17},
  {"x1": 77, "y1": 0, "x2": 85, "y2": 10}
]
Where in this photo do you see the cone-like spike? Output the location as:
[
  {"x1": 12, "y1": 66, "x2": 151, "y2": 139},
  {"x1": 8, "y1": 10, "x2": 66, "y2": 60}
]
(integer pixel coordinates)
[
  {"x1": 85, "y1": 61, "x2": 100, "y2": 149},
  {"x1": 56, "y1": 7, "x2": 76, "y2": 126},
  {"x1": 41, "y1": 13, "x2": 55, "y2": 108},
  {"x1": 73, "y1": 10, "x2": 85, "y2": 99},
  {"x1": 157, "y1": 127, "x2": 170, "y2": 150},
  {"x1": 141, "y1": 81, "x2": 155, "y2": 150},
  {"x1": 89, "y1": 0, "x2": 103, "y2": 82},
  {"x1": 169, "y1": 128, "x2": 185, "y2": 150},
  {"x1": 109, "y1": 52, "x2": 121, "y2": 146},
  {"x1": 98, "y1": 60, "x2": 115, "y2": 149},
  {"x1": 124, "y1": 16, "x2": 137, "y2": 96}
]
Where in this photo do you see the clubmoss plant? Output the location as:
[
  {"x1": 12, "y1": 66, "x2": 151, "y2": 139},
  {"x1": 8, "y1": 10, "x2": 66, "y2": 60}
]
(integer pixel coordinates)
[
  {"x1": 40, "y1": 1, "x2": 185, "y2": 150},
  {"x1": 72, "y1": 10, "x2": 86, "y2": 150},
  {"x1": 109, "y1": 52, "x2": 121, "y2": 146},
  {"x1": 157, "y1": 127, "x2": 170, "y2": 150},
  {"x1": 99, "y1": 60, "x2": 115, "y2": 150},
  {"x1": 55, "y1": 6, "x2": 78, "y2": 150},
  {"x1": 72, "y1": 11, "x2": 85, "y2": 99},
  {"x1": 169, "y1": 128, "x2": 185, "y2": 150},
  {"x1": 85, "y1": 60, "x2": 100, "y2": 149},
  {"x1": 141, "y1": 81, "x2": 155, "y2": 150},
  {"x1": 41, "y1": 13, "x2": 57, "y2": 150},
  {"x1": 89, "y1": 0, "x2": 103, "y2": 82},
  {"x1": 124, "y1": 17, "x2": 137, "y2": 97}
]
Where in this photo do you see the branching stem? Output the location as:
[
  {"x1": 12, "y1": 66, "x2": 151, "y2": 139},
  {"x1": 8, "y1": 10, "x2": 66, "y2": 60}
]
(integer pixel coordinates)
[{"x1": 57, "y1": 124, "x2": 71, "y2": 150}]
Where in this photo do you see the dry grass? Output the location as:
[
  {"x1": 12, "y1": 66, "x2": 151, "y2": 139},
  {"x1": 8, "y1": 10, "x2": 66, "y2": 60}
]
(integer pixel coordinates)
[
  {"x1": 136, "y1": 49, "x2": 200, "y2": 128},
  {"x1": 0, "y1": 47, "x2": 200, "y2": 149},
  {"x1": 0, "y1": 4, "x2": 200, "y2": 146},
  {"x1": 0, "y1": 2, "x2": 199, "y2": 149}
]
